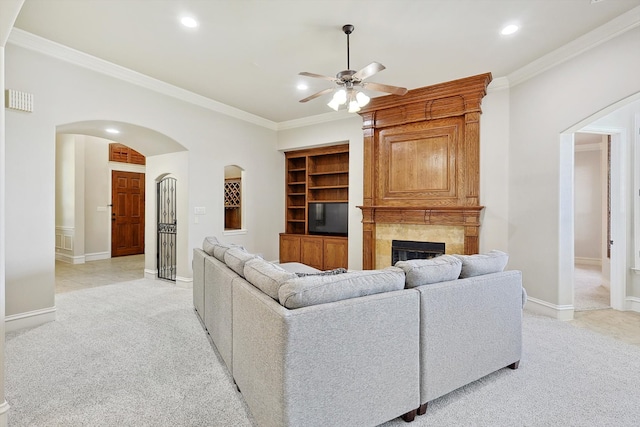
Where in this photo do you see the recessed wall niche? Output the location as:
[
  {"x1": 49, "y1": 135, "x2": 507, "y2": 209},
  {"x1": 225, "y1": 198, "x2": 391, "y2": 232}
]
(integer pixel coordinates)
[{"x1": 224, "y1": 165, "x2": 243, "y2": 230}]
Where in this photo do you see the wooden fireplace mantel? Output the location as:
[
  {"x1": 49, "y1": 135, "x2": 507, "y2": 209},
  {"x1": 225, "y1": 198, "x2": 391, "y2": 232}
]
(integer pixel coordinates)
[{"x1": 357, "y1": 73, "x2": 492, "y2": 269}]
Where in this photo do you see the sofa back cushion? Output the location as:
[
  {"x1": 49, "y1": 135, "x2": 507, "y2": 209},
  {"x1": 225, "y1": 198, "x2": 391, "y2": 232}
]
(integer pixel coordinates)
[
  {"x1": 278, "y1": 267, "x2": 405, "y2": 309},
  {"x1": 395, "y1": 255, "x2": 462, "y2": 288},
  {"x1": 453, "y1": 250, "x2": 509, "y2": 278},
  {"x1": 244, "y1": 258, "x2": 298, "y2": 300},
  {"x1": 202, "y1": 236, "x2": 219, "y2": 257},
  {"x1": 202, "y1": 236, "x2": 243, "y2": 262},
  {"x1": 224, "y1": 247, "x2": 256, "y2": 277}
]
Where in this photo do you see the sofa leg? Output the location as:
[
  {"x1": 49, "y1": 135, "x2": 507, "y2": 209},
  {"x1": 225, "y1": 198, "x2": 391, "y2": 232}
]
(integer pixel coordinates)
[
  {"x1": 508, "y1": 360, "x2": 520, "y2": 370},
  {"x1": 401, "y1": 409, "x2": 417, "y2": 422},
  {"x1": 417, "y1": 402, "x2": 428, "y2": 415}
]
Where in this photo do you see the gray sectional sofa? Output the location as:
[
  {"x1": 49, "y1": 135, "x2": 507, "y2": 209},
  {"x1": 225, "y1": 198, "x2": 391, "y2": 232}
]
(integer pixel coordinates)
[{"x1": 193, "y1": 237, "x2": 525, "y2": 427}]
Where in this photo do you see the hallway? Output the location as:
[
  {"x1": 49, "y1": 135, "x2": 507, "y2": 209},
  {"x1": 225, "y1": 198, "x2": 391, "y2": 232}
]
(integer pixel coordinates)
[{"x1": 55, "y1": 255, "x2": 145, "y2": 293}]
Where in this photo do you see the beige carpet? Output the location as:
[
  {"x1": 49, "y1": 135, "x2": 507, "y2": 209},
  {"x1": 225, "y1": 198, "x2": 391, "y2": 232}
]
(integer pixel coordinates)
[{"x1": 574, "y1": 264, "x2": 610, "y2": 311}]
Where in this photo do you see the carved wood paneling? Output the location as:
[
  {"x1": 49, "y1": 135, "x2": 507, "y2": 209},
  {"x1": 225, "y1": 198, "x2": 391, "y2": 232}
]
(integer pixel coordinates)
[{"x1": 357, "y1": 73, "x2": 492, "y2": 268}]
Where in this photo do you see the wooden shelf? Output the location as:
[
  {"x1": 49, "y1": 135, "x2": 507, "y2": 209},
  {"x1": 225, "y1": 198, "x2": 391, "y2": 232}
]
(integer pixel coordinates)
[
  {"x1": 309, "y1": 185, "x2": 349, "y2": 190},
  {"x1": 308, "y1": 170, "x2": 349, "y2": 176},
  {"x1": 284, "y1": 144, "x2": 349, "y2": 235}
]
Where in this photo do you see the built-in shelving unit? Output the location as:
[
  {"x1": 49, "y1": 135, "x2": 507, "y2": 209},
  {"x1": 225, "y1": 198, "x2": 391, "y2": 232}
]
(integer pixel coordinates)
[{"x1": 281, "y1": 144, "x2": 349, "y2": 269}]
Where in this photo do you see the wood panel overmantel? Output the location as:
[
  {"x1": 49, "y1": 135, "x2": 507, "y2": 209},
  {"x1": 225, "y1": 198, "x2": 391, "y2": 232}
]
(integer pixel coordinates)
[{"x1": 357, "y1": 73, "x2": 492, "y2": 269}]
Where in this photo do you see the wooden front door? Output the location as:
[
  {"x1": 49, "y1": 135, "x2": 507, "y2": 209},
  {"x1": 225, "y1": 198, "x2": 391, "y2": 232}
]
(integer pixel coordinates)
[{"x1": 112, "y1": 171, "x2": 145, "y2": 257}]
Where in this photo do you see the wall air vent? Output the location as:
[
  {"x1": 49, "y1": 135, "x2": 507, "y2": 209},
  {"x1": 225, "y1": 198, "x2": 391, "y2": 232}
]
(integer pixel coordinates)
[{"x1": 4, "y1": 89, "x2": 34, "y2": 112}]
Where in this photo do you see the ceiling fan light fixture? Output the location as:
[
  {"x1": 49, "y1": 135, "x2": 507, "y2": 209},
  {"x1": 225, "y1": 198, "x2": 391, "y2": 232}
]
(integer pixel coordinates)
[
  {"x1": 356, "y1": 91, "x2": 370, "y2": 107},
  {"x1": 333, "y1": 89, "x2": 347, "y2": 104},
  {"x1": 327, "y1": 98, "x2": 341, "y2": 111},
  {"x1": 298, "y1": 24, "x2": 407, "y2": 110}
]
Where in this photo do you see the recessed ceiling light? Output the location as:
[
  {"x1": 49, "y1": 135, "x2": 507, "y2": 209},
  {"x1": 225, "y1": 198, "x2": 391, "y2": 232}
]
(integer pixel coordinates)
[
  {"x1": 501, "y1": 24, "x2": 519, "y2": 36},
  {"x1": 297, "y1": 83, "x2": 308, "y2": 90},
  {"x1": 180, "y1": 16, "x2": 198, "y2": 29},
  {"x1": 105, "y1": 128, "x2": 120, "y2": 134}
]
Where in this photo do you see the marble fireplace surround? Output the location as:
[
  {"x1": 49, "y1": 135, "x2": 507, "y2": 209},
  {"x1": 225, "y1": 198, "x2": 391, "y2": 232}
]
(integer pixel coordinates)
[{"x1": 357, "y1": 73, "x2": 492, "y2": 270}]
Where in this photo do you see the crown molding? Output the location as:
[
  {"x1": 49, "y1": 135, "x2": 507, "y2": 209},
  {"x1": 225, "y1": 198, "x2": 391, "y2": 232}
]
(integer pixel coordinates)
[
  {"x1": 276, "y1": 109, "x2": 354, "y2": 131},
  {"x1": 7, "y1": 5, "x2": 640, "y2": 130},
  {"x1": 507, "y1": 5, "x2": 640, "y2": 87},
  {"x1": 7, "y1": 28, "x2": 278, "y2": 130}
]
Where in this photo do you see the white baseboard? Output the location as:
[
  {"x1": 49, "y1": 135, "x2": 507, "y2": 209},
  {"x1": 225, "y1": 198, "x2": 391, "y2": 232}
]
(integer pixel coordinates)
[
  {"x1": 85, "y1": 252, "x2": 110, "y2": 262},
  {"x1": 0, "y1": 400, "x2": 9, "y2": 427},
  {"x1": 524, "y1": 297, "x2": 575, "y2": 321},
  {"x1": 144, "y1": 269, "x2": 157, "y2": 280},
  {"x1": 55, "y1": 253, "x2": 85, "y2": 264},
  {"x1": 175, "y1": 276, "x2": 193, "y2": 289},
  {"x1": 626, "y1": 297, "x2": 640, "y2": 312},
  {"x1": 5, "y1": 306, "x2": 57, "y2": 332},
  {"x1": 574, "y1": 257, "x2": 601, "y2": 266}
]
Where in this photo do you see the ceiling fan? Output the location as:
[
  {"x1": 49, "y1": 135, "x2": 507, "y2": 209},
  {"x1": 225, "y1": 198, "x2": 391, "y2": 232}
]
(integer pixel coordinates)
[{"x1": 299, "y1": 24, "x2": 408, "y2": 113}]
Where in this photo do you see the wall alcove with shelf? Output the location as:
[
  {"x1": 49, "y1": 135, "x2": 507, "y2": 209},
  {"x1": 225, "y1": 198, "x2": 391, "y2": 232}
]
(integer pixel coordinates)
[{"x1": 280, "y1": 144, "x2": 349, "y2": 270}]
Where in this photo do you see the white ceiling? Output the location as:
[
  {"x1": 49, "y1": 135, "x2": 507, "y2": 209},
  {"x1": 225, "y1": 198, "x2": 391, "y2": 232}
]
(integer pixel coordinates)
[{"x1": 12, "y1": 0, "x2": 640, "y2": 123}]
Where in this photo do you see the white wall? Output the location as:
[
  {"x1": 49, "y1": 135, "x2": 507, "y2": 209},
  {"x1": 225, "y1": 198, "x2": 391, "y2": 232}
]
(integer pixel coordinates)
[
  {"x1": 574, "y1": 144, "x2": 602, "y2": 262},
  {"x1": 5, "y1": 43, "x2": 282, "y2": 320},
  {"x1": 83, "y1": 135, "x2": 110, "y2": 258},
  {"x1": 508, "y1": 26, "x2": 640, "y2": 311}
]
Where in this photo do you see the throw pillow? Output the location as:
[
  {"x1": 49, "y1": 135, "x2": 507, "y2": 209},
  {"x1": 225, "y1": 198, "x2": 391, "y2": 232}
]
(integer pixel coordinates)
[
  {"x1": 224, "y1": 246, "x2": 256, "y2": 277},
  {"x1": 278, "y1": 267, "x2": 405, "y2": 309},
  {"x1": 243, "y1": 258, "x2": 298, "y2": 300},
  {"x1": 453, "y1": 250, "x2": 509, "y2": 278},
  {"x1": 395, "y1": 255, "x2": 462, "y2": 288}
]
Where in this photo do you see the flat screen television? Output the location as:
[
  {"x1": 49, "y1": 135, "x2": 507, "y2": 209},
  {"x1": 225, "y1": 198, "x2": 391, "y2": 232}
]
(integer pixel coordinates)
[{"x1": 308, "y1": 202, "x2": 348, "y2": 236}]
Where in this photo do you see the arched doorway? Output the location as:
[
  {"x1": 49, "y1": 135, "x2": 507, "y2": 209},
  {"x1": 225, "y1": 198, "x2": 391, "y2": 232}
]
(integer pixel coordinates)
[{"x1": 54, "y1": 120, "x2": 188, "y2": 287}]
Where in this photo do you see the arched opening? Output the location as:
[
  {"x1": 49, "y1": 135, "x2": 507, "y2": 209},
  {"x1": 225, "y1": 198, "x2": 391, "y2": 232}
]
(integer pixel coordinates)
[{"x1": 54, "y1": 120, "x2": 188, "y2": 291}]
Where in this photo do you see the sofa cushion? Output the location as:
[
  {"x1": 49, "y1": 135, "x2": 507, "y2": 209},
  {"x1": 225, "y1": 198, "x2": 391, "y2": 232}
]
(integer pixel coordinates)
[
  {"x1": 213, "y1": 241, "x2": 241, "y2": 263},
  {"x1": 395, "y1": 255, "x2": 462, "y2": 288},
  {"x1": 244, "y1": 258, "x2": 298, "y2": 300},
  {"x1": 224, "y1": 246, "x2": 256, "y2": 277},
  {"x1": 202, "y1": 236, "x2": 219, "y2": 256},
  {"x1": 278, "y1": 267, "x2": 405, "y2": 309},
  {"x1": 453, "y1": 250, "x2": 509, "y2": 278},
  {"x1": 276, "y1": 262, "x2": 321, "y2": 275}
]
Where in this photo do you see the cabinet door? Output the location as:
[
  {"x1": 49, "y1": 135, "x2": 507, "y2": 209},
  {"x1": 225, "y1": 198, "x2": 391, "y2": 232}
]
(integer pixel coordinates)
[
  {"x1": 300, "y1": 236, "x2": 323, "y2": 270},
  {"x1": 323, "y1": 238, "x2": 348, "y2": 270},
  {"x1": 279, "y1": 234, "x2": 301, "y2": 263}
]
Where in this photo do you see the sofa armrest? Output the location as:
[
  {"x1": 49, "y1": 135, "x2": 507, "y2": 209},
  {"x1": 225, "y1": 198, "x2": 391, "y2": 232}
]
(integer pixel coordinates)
[
  {"x1": 192, "y1": 248, "x2": 207, "y2": 320},
  {"x1": 416, "y1": 270, "x2": 523, "y2": 403},
  {"x1": 232, "y1": 280, "x2": 420, "y2": 427}
]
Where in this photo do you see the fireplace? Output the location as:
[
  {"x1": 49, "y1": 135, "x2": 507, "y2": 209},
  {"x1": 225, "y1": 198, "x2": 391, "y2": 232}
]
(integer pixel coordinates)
[
  {"x1": 391, "y1": 240, "x2": 445, "y2": 264},
  {"x1": 357, "y1": 73, "x2": 491, "y2": 270}
]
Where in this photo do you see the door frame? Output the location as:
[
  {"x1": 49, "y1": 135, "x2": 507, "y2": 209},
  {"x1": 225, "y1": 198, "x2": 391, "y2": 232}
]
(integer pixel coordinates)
[
  {"x1": 560, "y1": 126, "x2": 627, "y2": 317},
  {"x1": 108, "y1": 163, "x2": 146, "y2": 257}
]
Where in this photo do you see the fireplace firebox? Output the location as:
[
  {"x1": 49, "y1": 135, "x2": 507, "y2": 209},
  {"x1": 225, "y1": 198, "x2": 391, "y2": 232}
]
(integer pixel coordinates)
[{"x1": 391, "y1": 240, "x2": 445, "y2": 265}]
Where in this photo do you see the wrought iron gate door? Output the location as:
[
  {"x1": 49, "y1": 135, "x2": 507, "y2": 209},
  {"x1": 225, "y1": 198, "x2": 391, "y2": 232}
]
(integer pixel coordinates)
[{"x1": 157, "y1": 177, "x2": 177, "y2": 281}]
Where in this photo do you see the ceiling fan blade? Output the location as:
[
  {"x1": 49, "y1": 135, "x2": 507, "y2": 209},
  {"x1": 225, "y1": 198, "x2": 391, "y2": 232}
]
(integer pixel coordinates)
[
  {"x1": 353, "y1": 62, "x2": 385, "y2": 81},
  {"x1": 299, "y1": 87, "x2": 335, "y2": 103},
  {"x1": 363, "y1": 81, "x2": 408, "y2": 96},
  {"x1": 299, "y1": 71, "x2": 338, "y2": 82}
]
